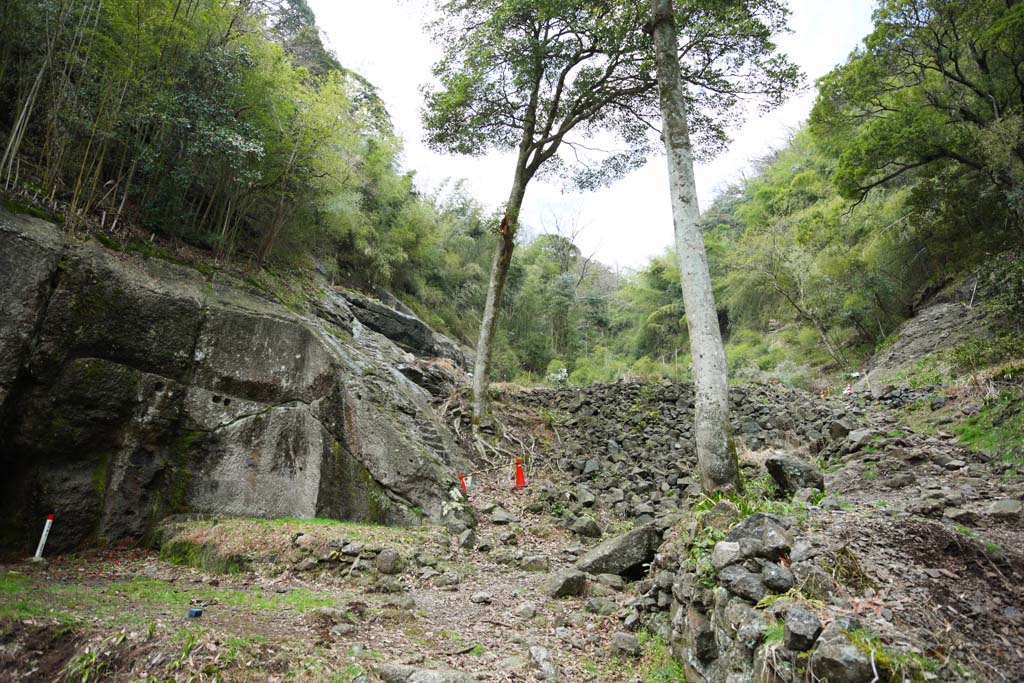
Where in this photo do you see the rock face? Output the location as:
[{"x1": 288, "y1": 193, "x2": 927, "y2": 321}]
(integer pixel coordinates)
[
  {"x1": 857, "y1": 289, "x2": 986, "y2": 391},
  {"x1": 0, "y1": 209, "x2": 472, "y2": 551}
]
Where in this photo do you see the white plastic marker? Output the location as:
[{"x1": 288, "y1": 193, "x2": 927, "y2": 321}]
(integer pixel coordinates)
[{"x1": 33, "y1": 514, "x2": 54, "y2": 560}]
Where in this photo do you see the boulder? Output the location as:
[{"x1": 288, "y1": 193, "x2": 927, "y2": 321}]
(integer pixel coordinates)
[
  {"x1": 725, "y1": 513, "x2": 794, "y2": 561},
  {"x1": 339, "y1": 289, "x2": 434, "y2": 354},
  {"x1": 610, "y1": 632, "x2": 641, "y2": 658},
  {"x1": 378, "y1": 664, "x2": 473, "y2": 683},
  {"x1": 529, "y1": 646, "x2": 558, "y2": 680},
  {"x1": 989, "y1": 498, "x2": 1022, "y2": 520},
  {"x1": 376, "y1": 549, "x2": 405, "y2": 575},
  {"x1": 0, "y1": 209, "x2": 65, "y2": 413},
  {"x1": 576, "y1": 524, "x2": 661, "y2": 576},
  {"x1": 569, "y1": 516, "x2": 602, "y2": 538},
  {"x1": 540, "y1": 569, "x2": 586, "y2": 598},
  {"x1": 808, "y1": 622, "x2": 874, "y2": 683},
  {"x1": 783, "y1": 606, "x2": 822, "y2": 652},
  {"x1": 718, "y1": 565, "x2": 768, "y2": 603},
  {"x1": 765, "y1": 455, "x2": 824, "y2": 496},
  {"x1": 761, "y1": 562, "x2": 794, "y2": 592}
]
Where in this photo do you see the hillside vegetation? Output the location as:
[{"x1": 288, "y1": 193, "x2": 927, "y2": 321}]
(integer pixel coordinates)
[{"x1": 1, "y1": 0, "x2": 1021, "y2": 389}]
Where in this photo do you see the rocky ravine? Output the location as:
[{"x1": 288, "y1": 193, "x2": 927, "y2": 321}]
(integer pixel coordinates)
[
  {"x1": 2, "y1": 373, "x2": 1020, "y2": 682},
  {"x1": 0, "y1": 208, "x2": 474, "y2": 553}
]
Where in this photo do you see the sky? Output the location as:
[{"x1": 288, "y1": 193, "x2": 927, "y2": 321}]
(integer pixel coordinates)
[{"x1": 307, "y1": 0, "x2": 877, "y2": 269}]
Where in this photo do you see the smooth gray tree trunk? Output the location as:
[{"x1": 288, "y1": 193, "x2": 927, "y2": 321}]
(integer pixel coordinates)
[{"x1": 650, "y1": 0, "x2": 740, "y2": 493}]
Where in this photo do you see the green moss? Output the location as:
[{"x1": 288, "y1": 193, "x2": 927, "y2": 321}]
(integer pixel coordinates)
[
  {"x1": 357, "y1": 466, "x2": 391, "y2": 525},
  {"x1": 71, "y1": 285, "x2": 130, "y2": 330},
  {"x1": 70, "y1": 357, "x2": 143, "y2": 390},
  {"x1": 764, "y1": 618, "x2": 785, "y2": 644},
  {"x1": 169, "y1": 431, "x2": 204, "y2": 513},
  {"x1": 635, "y1": 630, "x2": 686, "y2": 681},
  {"x1": 842, "y1": 629, "x2": 956, "y2": 682},
  {"x1": 0, "y1": 197, "x2": 61, "y2": 222},
  {"x1": 94, "y1": 450, "x2": 112, "y2": 506},
  {"x1": 159, "y1": 539, "x2": 247, "y2": 574}
]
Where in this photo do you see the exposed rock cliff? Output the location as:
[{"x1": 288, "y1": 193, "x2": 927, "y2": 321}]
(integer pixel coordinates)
[{"x1": 0, "y1": 209, "x2": 473, "y2": 553}]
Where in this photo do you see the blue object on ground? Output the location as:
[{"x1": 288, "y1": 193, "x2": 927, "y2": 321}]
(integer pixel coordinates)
[{"x1": 188, "y1": 608, "x2": 203, "y2": 618}]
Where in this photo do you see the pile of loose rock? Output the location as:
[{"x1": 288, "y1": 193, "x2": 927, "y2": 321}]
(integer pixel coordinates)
[{"x1": 491, "y1": 380, "x2": 862, "y2": 529}]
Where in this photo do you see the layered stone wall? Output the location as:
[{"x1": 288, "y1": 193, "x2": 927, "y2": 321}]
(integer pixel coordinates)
[{"x1": 0, "y1": 209, "x2": 472, "y2": 552}]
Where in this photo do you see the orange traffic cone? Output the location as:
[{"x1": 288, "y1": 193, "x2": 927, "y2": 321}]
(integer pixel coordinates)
[
  {"x1": 514, "y1": 458, "x2": 526, "y2": 489},
  {"x1": 458, "y1": 471, "x2": 468, "y2": 495}
]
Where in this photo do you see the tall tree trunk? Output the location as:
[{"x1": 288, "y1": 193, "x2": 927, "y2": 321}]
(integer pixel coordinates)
[
  {"x1": 471, "y1": 168, "x2": 527, "y2": 423},
  {"x1": 470, "y1": 45, "x2": 544, "y2": 424},
  {"x1": 650, "y1": 0, "x2": 740, "y2": 494}
]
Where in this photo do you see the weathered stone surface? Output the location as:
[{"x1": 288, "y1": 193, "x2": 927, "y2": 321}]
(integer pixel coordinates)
[
  {"x1": 765, "y1": 455, "x2": 824, "y2": 496},
  {"x1": 783, "y1": 606, "x2": 822, "y2": 651},
  {"x1": 761, "y1": 562, "x2": 794, "y2": 593},
  {"x1": 340, "y1": 289, "x2": 434, "y2": 354},
  {"x1": 725, "y1": 513, "x2": 793, "y2": 561},
  {"x1": 809, "y1": 623, "x2": 874, "y2": 683},
  {"x1": 514, "y1": 602, "x2": 537, "y2": 620},
  {"x1": 989, "y1": 498, "x2": 1022, "y2": 519},
  {"x1": 540, "y1": 569, "x2": 586, "y2": 598},
  {"x1": 569, "y1": 516, "x2": 602, "y2": 538},
  {"x1": 378, "y1": 664, "x2": 473, "y2": 683},
  {"x1": 585, "y1": 597, "x2": 617, "y2": 615},
  {"x1": 376, "y1": 549, "x2": 405, "y2": 575},
  {"x1": 576, "y1": 524, "x2": 661, "y2": 575},
  {"x1": 687, "y1": 606, "x2": 718, "y2": 661},
  {"x1": 610, "y1": 632, "x2": 641, "y2": 658},
  {"x1": 718, "y1": 565, "x2": 768, "y2": 603},
  {"x1": 829, "y1": 420, "x2": 853, "y2": 441},
  {"x1": 0, "y1": 212, "x2": 473, "y2": 551},
  {"x1": 519, "y1": 555, "x2": 550, "y2": 572},
  {"x1": 491, "y1": 507, "x2": 520, "y2": 525},
  {"x1": 711, "y1": 541, "x2": 743, "y2": 570},
  {"x1": 529, "y1": 646, "x2": 558, "y2": 679},
  {"x1": 0, "y1": 209, "x2": 64, "y2": 413},
  {"x1": 846, "y1": 429, "x2": 875, "y2": 451}
]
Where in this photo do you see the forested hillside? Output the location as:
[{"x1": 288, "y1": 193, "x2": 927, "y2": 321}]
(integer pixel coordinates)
[{"x1": 1, "y1": 0, "x2": 1021, "y2": 390}]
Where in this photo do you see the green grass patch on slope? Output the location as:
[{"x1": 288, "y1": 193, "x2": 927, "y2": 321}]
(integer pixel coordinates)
[{"x1": 954, "y1": 390, "x2": 1024, "y2": 473}]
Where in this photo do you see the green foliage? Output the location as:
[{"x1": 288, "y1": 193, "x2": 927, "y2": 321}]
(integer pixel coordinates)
[
  {"x1": 636, "y1": 630, "x2": 686, "y2": 682},
  {"x1": 0, "y1": 0, "x2": 490, "y2": 297},
  {"x1": 842, "y1": 628, "x2": 954, "y2": 683},
  {"x1": 763, "y1": 618, "x2": 785, "y2": 645},
  {"x1": 811, "y1": 0, "x2": 1024, "y2": 238},
  {"x1": 954, "y1": 390, "x2": 1024, "y2": 472},
  {"x1": 61, "y1": 651, "x2": 109, "y2": 683}
]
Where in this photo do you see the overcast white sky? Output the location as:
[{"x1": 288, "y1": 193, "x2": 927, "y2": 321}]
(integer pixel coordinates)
[{"x1": 307, "y1": 1, "x2": 877, "y2": 269}]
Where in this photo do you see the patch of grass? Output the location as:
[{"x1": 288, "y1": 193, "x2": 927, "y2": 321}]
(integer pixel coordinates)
[
  {"x1": 756, "y1": 588, "x2": 825, "y2": 610},
  {"x1": 954, "y1": 526, "x2": 1005, "y2": 555},
  {"x1": 862, "y1": 462, "x2": 878, "y2": 480},
  {"x1": 636, "y1": 630, "x2": 685, "y2": 682},
  {"x1": 821, "y1": 546, "x2": 877, "y2": 594},
  {"x1": 0, "y1": 571, "x2": 31, "y2": 594},
  {"x1": 61, "y1": 650, "x2": 110, "y2": 682},
  {"x1": 692, "y1": 475, "x2": 813, "y2": 521},
  {"x1": 953, "y1": 390, "x2": 1024, "y2": 471},
  {"x1": 843, "y1": 628, "x2": 958, "y2": 682}
]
